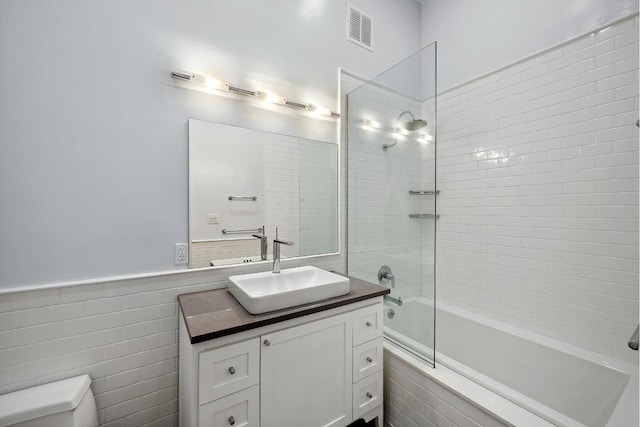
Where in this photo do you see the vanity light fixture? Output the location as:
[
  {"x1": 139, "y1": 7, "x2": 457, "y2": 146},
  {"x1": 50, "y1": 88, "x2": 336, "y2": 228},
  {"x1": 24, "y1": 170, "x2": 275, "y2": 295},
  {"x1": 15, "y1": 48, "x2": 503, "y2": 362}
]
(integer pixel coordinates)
[{"x1": 171, "y1": 71, "x2": 340, "y2": 118}]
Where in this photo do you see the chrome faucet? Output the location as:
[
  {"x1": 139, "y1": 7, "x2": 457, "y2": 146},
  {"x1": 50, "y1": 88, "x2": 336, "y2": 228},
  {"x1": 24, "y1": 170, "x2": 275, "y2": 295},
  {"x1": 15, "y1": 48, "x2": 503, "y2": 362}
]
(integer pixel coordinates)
[
  {"x1": 272, "y1": 227, "x2": 293, "y2": 273},
  {"x1": 252, "y1": 226, "x2": 268, "y2": 261}
]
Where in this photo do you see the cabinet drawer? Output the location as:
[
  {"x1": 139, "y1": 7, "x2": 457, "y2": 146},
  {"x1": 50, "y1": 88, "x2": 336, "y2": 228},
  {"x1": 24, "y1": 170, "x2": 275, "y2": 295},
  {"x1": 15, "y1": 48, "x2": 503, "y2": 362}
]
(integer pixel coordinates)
[
  {"x1": 352, "y1": 303, "x2": 383, "y2": 346},
  {"x1": 199, "y1": 385, "x2": 259, "y2": 427},
  {"x1": 352, "y1": 371, "x2": 383, "y2": 420},
  {"x1": 199, "y1": 338, "x2": 260, "y2": 405},
  {"x1": 352, "y1": 337, "x2": 383, "y2": 383}
]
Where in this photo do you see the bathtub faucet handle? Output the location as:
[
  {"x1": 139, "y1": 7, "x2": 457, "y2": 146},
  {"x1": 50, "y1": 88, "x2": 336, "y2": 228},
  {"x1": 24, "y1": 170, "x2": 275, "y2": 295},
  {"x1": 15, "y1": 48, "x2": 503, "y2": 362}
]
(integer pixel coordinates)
[{"x1": 378, "y1": 265, "x2": 395, "y2": 288}]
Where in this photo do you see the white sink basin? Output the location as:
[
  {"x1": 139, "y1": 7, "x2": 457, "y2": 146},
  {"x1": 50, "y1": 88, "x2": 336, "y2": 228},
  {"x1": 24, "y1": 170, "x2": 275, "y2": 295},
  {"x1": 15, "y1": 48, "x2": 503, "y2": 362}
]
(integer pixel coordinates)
[{"x1": 228, "y1": 266, "x2": 350, "y2": 314}]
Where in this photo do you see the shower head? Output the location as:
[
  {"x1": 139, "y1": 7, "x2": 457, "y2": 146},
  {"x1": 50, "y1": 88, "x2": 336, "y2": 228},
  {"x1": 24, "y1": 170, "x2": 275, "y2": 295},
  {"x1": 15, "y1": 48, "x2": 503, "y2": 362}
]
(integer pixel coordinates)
[
  {"x1": 382, "y1": 110, "x2": 428, "y2": 151},
  {"x1": 396, "y1": 110, "x2": 427, "y2": 131}
]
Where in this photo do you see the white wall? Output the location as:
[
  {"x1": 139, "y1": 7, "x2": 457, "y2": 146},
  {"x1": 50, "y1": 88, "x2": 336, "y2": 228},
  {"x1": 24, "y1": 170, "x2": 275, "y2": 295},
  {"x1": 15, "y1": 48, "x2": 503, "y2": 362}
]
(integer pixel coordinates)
[
  {"x1": 0, "y1": 0, "x2": 422, "y2": 289},
  {"x1": 421, "y1": 0, "x2": 639, "y2": 91},
  {"x1": 436, "y1": 15, "x2": 639, "y2": 364}
]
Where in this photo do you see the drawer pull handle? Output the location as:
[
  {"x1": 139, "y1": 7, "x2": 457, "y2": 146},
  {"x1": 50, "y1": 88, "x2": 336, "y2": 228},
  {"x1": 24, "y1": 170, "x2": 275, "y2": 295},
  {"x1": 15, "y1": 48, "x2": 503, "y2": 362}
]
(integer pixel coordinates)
[
  {"x1": 264, "y1": 339, "x2": 271, "y2": 347},
  {"x1": 228, "y1": 415, "x2": 236, "y2": 425},
  {"x1": 366, "y1": 392, "x2": 373, "y2": 399},
  {"x1": 366, "y1": 321, "x2": 373, "y2": 327},
  {"x1": 366, "y1": 356, "x2": 373, "y2": 363},
  {"x1": 228, "y1": 366, "x2": 236, "y2": 375}
]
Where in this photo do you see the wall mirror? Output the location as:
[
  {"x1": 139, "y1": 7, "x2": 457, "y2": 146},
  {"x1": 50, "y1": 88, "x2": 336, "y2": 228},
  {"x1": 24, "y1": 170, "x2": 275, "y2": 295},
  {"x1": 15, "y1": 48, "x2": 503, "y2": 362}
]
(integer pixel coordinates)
[{"x1": 188, "y1": 119, "x2": 339, "y2": 268}]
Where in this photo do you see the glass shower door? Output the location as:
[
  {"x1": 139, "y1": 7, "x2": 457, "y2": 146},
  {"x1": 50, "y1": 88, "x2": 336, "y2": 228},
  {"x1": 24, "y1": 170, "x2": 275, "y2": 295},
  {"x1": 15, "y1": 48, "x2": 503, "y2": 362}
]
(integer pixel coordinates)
[{"x1": 346, "y1": 42, "x2": 437, "y2": 364}]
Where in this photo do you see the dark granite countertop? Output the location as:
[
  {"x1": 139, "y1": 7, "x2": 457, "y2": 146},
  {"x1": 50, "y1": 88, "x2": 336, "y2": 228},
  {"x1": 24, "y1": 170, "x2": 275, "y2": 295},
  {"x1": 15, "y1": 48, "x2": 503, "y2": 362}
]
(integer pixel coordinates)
[{"x1": 178, "y1": 274, "x2": 390, "y2": 344}]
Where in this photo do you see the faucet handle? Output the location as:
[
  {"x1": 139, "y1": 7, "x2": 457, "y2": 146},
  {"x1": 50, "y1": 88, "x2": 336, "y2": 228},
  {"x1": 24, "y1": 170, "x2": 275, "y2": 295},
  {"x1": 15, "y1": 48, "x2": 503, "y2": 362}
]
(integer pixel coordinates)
[
  {"x1": 273, "y1": 227, "x2": 293, "y2": 246},
  {"x1": 378, "y1": 265, "x2": 395, "y2": 288},
  {"x1": 274, "y1": 238, "x2": 294, "y2": 246}
]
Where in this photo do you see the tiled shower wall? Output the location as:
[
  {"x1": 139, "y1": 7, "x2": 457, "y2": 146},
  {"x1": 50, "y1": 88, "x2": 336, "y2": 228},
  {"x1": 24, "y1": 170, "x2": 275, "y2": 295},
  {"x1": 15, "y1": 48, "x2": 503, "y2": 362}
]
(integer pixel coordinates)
[
  {"x1": 346, "y1": 78, "x2": 436, "y2": 300},
  {"x1": 265, "y1": 133, "x2": 339, "y2": 258},
  {"x1": 436, "y1": 15, "x2": 639, "y2": 364}
]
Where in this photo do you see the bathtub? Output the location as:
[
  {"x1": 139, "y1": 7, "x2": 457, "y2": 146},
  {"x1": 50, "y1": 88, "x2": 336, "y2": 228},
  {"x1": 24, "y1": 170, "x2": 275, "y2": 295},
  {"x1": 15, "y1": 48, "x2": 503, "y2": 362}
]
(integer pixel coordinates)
[{"x1": 383, "y1": 297, "x2": 639, "y2": 427}]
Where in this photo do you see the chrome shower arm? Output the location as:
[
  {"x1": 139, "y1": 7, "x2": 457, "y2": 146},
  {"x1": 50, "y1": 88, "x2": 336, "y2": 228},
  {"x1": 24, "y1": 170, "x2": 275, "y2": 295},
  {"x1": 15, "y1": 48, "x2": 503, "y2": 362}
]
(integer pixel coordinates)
[{"x1": 396, "y1": 110, "x2": 416, "y2": 122}]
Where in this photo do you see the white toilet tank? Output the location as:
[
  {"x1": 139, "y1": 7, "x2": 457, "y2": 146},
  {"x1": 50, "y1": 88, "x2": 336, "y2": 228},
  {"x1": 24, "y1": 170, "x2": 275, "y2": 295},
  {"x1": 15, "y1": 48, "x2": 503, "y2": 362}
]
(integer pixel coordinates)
[{"x1": 0, "y1": 374, "x2": 98, "y2": 427}]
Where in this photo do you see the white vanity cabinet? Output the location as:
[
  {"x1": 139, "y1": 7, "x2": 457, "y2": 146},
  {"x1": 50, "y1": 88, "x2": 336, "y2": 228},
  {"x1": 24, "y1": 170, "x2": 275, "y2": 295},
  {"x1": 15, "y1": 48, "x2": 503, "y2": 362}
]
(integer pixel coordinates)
[
  {"x1": 261, "y1": 313, "x2": 352, "y2": 427},
  {"x1": 179, "y1": 299, "x2": 384, "y2": 427}
]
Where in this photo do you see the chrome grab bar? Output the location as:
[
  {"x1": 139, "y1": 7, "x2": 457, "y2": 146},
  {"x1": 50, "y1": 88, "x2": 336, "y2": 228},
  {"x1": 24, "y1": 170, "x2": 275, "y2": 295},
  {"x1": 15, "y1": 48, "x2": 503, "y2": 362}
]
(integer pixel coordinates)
[
  {"x1": 629, "y1": 325, "x2": 639, "y2": 351},
  {"x1": 222, "y1": 227, "x2": 263, "y2": 235},
  {"x1": 228, "y1": 195, "x2": 257, "y2": 201},
  {"x1": 384, "y1": 295, "x2": 403, "y2": 306}
]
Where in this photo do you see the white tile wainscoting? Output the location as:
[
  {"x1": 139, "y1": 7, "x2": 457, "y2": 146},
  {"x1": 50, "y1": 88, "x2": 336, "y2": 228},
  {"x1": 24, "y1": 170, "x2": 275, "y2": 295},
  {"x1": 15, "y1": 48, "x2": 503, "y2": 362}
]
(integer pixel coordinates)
[
  {"x1": 383, "y1": 348, "x2": 508, "y2": 427},
  {"x1": 0, "y1": 254, "x2": 345, "y2": 426}
]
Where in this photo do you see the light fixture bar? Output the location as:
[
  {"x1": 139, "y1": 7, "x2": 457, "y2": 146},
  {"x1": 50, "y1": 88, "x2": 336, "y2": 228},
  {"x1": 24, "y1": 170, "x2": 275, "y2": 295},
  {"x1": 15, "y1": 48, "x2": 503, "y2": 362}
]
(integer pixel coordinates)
[
  {"x1": 171, "y1": 70, "x2": 340, "y2": 119},
  {"x1": 171, "y1": 71, "x2": 194, "y2": 82},
  {"x1": 284, "y1": 100, "x2": 309, "y2": 110},
  {"x1": 228, "y1": 85, "x2": 259, "y2": 97}
]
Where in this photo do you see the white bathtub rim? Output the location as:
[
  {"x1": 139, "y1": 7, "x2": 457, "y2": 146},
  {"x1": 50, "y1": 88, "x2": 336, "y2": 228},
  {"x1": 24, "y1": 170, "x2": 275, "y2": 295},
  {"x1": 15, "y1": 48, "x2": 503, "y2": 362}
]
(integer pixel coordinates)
[
  {"x1": 383, "y1": 338, "x2": 555, "y2": 427},
  {"x1": 385, "y1": 297, "x2": 638, "y2": 427},
  {"x1": 407, "y1": 296, "x2": 637, "y2": 375}
]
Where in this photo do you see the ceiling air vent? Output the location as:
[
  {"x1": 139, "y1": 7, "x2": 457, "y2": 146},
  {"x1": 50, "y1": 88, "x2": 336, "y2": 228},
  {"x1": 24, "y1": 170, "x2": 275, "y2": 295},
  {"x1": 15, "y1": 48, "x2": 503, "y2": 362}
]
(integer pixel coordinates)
[{"x1": 347, "y1": 5, "x2": 373, "y2": 51}]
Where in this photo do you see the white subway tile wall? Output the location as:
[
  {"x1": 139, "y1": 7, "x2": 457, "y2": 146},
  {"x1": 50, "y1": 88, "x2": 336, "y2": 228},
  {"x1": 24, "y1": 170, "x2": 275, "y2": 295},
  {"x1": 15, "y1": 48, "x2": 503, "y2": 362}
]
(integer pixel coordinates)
[
  {"x1": 384, "y1": 350, "x2": 508, "y2": 427},
  {"x1": 436, "y1": 15, "x2": 639, "y2": 365},
  {"x1": 299, "y1": 139, "x2": 339, "y2": 256},
  {"x1": 264, "y1": 132, "x2": 301, "y2": 259},
  {"x1": 346, "y1": 79, "x2": 436, "y2": 301}
]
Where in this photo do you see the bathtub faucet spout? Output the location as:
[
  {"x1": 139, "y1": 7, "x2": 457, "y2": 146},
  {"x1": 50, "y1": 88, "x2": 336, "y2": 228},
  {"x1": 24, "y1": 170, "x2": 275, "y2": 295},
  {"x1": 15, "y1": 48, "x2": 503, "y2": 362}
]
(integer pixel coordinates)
[{"x1": 384, "y1": 295, "x2": 403, "y2": 306}]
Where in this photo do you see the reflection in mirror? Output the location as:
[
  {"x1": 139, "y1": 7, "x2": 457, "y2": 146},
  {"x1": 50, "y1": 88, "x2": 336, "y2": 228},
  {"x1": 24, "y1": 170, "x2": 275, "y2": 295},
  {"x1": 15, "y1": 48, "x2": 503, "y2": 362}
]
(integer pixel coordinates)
[{"x1": 188, "y1": 119, "x2": 338, "y2": 269}]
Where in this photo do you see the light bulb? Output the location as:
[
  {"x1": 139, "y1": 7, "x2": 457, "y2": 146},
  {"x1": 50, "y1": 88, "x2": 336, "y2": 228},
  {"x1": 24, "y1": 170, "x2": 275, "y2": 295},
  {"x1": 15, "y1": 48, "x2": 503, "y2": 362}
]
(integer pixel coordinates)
[
  {"x1": 191, "y1": 73, "x2": 227, "y2": 90},
  {"x1": 266, "y1": 93, "x2": 287, "y2": 105}
]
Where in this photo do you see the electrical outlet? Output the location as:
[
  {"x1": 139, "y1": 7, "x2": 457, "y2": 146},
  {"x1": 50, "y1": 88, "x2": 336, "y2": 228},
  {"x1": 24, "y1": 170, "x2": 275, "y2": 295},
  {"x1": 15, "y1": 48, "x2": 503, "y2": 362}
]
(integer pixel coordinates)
[
  {"x1": 207, "y1": 214, "x2": 219, "y2": 224},
  {"x1": 175, "y1": 243, "x2": 188, "y2": 264}
]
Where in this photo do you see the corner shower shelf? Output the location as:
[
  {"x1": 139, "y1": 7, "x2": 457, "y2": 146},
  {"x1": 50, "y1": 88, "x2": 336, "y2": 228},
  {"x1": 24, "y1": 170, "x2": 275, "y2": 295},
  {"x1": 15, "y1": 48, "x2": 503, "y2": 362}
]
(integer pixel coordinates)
[
  {"x1": 409, "y1": 214, "x2": 440, "y2": 219},
  {"x1": 409, "y1": 190, "x2": 439, "y2": 195}
]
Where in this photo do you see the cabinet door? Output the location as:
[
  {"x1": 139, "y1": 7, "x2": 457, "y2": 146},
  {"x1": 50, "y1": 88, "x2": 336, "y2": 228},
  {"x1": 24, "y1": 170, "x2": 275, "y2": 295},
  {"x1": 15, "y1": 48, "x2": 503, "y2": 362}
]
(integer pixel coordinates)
[{"x1": 261, "y1": 314, "x2": 352, "y2": 427}]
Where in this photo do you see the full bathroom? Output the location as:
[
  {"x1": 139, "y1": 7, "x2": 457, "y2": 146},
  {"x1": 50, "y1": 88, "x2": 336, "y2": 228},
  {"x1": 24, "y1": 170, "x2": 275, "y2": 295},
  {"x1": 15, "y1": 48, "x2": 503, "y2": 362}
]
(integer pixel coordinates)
[{"x1": 0, "y1": 1, "x2": 638, "y2": 427}]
